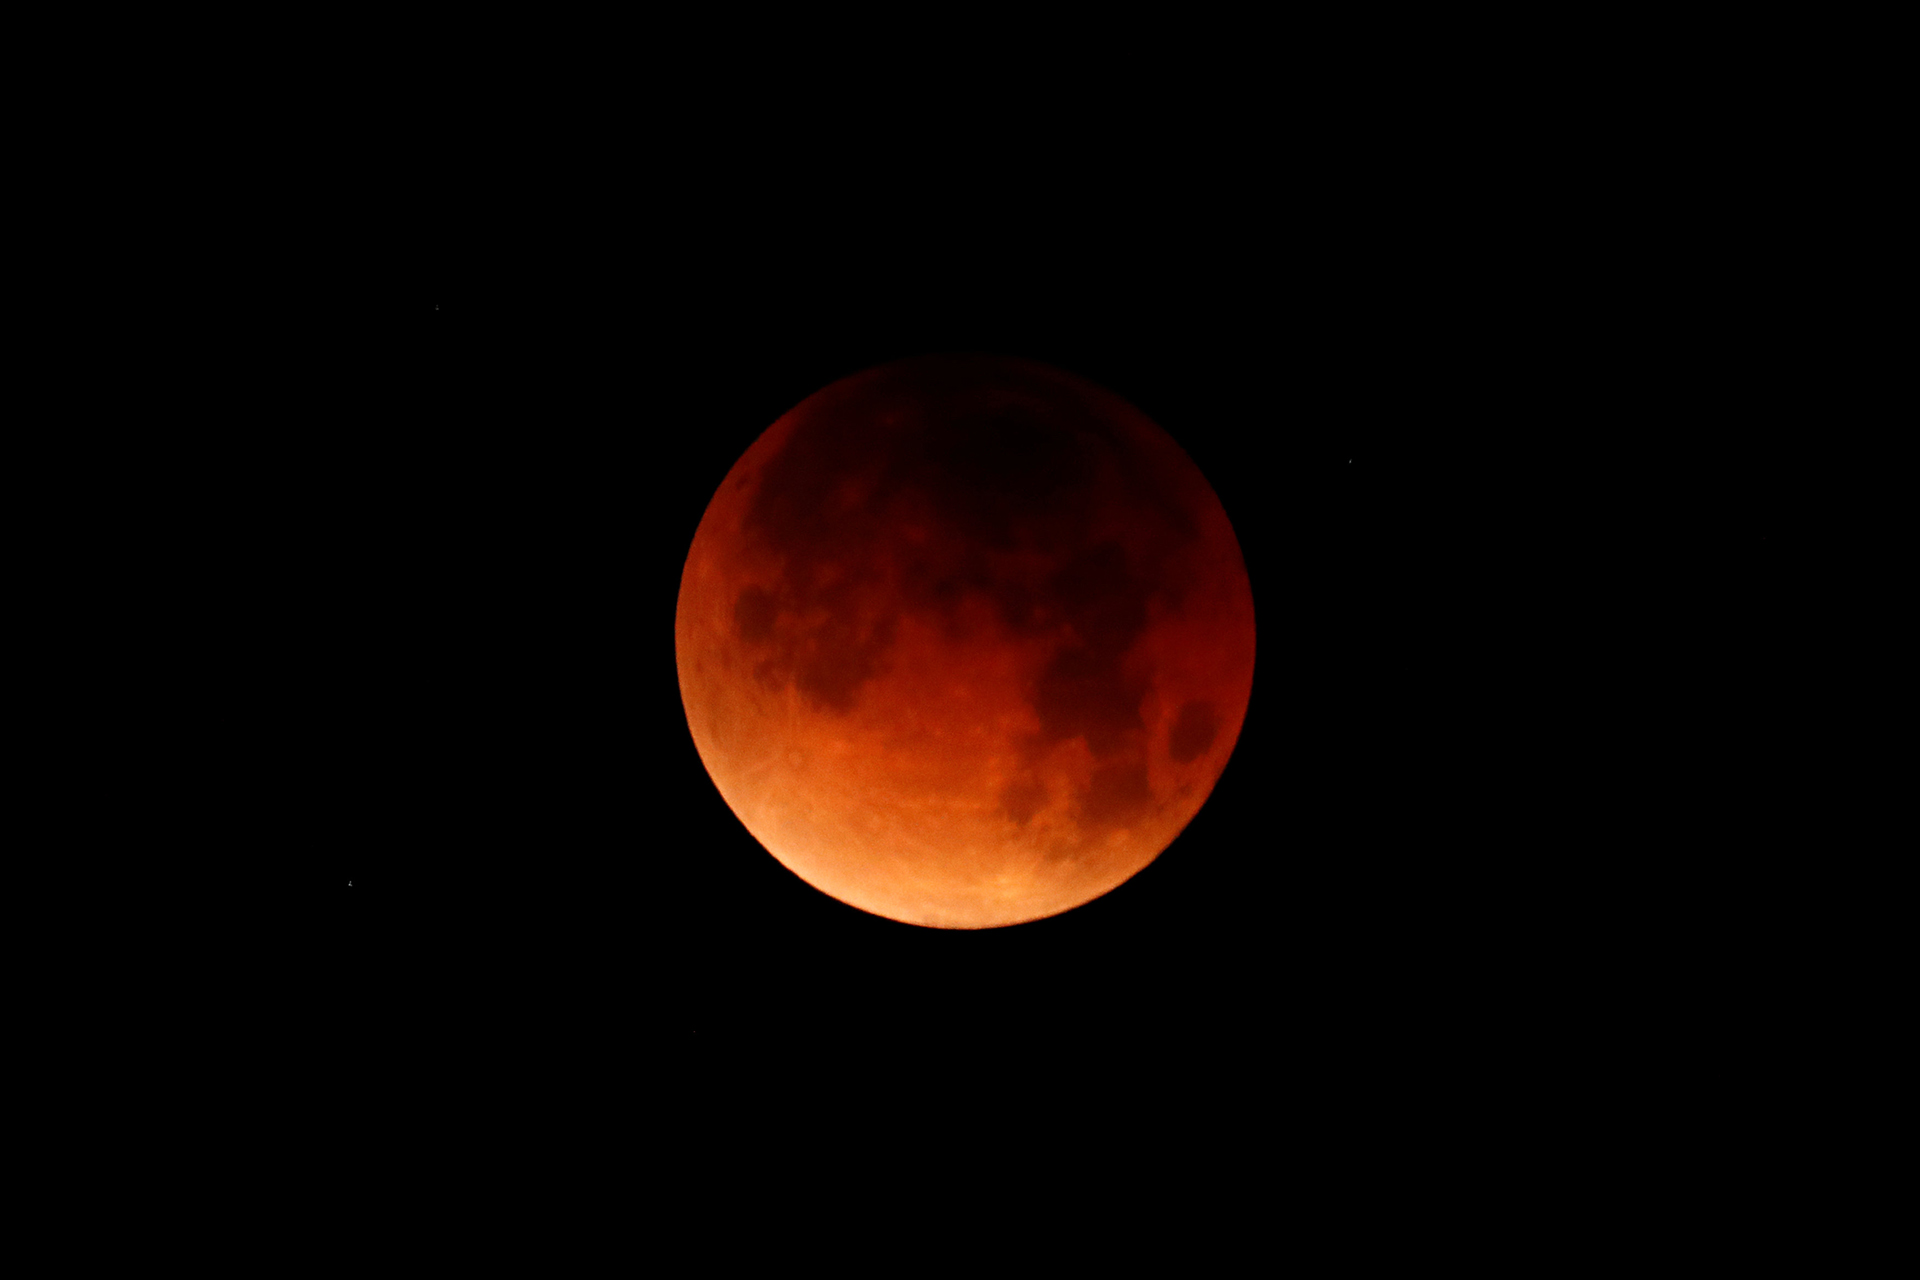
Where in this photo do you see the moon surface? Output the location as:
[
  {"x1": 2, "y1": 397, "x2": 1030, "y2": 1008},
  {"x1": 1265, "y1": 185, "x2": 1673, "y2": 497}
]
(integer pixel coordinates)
[{"x1": 676, "y1": 354, "x2": 1255, "y2": 928}]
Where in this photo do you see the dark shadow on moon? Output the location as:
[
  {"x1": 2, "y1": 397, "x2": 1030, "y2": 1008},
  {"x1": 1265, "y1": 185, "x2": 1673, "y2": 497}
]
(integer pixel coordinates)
[
  {"x1": 1168, "y1": 699, "x2": 1219, "y2": 764},
  {"x1": 1031, "y1": 644, "x2": 1144, "y2": 756},
  {"x1": 1000, "y1": 777, "x2": 1048, "y2": 826},
  {"x1": 1083, "y1": 758, "x2": 1153, "y2": 827},
  {"x1": 727, "y1": 355, "x2": 1218, "y2": 835},
  {"x1": 733, "y1": 585, "x2": 778, "y2": 644}
]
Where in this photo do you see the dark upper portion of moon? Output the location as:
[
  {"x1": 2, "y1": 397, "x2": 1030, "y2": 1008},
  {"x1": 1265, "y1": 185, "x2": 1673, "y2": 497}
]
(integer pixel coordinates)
[
  {"x1": 729, "y1": 354, "x2": 1221, "y2": 836},
  {"x1": 746, "y1": 357, "x2": 1115, "y2": 562}
]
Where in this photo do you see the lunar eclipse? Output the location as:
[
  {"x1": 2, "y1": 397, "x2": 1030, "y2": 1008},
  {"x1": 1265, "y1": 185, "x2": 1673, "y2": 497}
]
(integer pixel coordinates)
[{"x1": 676, "y1": 354, "x2": 1255, "y2": 928}]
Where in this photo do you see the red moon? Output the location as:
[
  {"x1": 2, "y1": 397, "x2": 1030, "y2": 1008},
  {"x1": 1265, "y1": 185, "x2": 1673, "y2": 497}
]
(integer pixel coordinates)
[{"x1": 676, "y1": 355, "x2": 1255, "y2": 928}]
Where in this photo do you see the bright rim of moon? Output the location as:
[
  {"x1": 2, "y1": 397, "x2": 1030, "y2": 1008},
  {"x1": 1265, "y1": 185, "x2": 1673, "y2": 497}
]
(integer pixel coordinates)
[{"x1": 676, "y1": 355, "x2": 1255, "y2": 929}]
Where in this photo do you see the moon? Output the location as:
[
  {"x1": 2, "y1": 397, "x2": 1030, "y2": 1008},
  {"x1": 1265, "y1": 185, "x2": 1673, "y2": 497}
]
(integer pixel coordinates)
[{"x1": 676, "y1": 354, "x2": 1255, "y2": 928}]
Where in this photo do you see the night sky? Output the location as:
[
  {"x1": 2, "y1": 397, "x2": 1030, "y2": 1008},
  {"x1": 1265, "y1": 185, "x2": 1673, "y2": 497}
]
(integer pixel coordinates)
[{"x1": 326, "y1": 186, "x2": 1814, "y2": 1102}]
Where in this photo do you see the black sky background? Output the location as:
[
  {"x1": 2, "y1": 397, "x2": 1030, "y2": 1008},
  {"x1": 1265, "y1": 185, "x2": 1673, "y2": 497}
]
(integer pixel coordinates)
[{"x1": 319, "y1": 117, "x2": 1825, "y2": 1111}]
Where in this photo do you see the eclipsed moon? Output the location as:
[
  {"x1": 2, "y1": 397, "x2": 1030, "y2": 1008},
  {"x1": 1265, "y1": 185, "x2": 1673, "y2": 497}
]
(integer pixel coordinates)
[{"x1": 676, "y1": 354, "x2": 1255, "y2": 928}]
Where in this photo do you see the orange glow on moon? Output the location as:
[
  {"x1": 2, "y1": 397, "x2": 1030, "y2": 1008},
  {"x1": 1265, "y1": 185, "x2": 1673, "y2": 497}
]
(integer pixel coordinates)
[{"x1": 676, "y1": 355, "x2": 1255, "y2": 928}]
